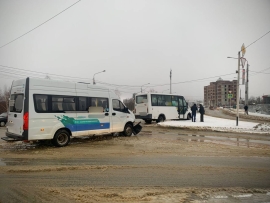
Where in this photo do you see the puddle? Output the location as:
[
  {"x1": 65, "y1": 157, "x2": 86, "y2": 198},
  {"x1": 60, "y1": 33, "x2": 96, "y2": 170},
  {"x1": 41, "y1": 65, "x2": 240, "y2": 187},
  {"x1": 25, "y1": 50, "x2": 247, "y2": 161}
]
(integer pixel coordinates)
[
  {"x1": 0, "y1": 158, "x2": 6, "y2": 166},
  {"x1": 177, "y1": 134, "x2": 270, "y2": 147}
]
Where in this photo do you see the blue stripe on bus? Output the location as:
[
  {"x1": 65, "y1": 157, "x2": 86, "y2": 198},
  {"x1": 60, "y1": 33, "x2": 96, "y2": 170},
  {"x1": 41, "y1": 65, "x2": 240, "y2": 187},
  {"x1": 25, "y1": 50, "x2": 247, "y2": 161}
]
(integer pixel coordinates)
[{"x1": 65, "y1": 122, "x2": 110, "y2": 132}]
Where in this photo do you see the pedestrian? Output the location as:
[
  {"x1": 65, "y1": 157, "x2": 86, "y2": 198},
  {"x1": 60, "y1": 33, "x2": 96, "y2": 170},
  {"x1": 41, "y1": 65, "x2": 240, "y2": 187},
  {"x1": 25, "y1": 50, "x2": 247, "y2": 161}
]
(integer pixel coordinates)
[
  {"x1": 191, "y1": 104, "x2": 198, "y2": 122},
  {"x1": 244, "y1": 105, "x2": 248, "y2": 115},
  {"x1": 199, "y1": 104, "x2": 205, "y2": 122}
]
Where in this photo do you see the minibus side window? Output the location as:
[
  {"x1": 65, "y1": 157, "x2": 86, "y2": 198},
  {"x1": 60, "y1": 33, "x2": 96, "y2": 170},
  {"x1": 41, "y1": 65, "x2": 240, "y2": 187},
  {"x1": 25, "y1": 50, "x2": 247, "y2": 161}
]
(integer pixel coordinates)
[
  {"x1": 78, "y1": 97, "x2": 87, "y2": 111},
  {"x1": 90, "y1": 97, "x2": 109, "y2": 112},
  {"x1": 112, "y1": 99, "x2": 125, "y2": 112},
  {"x1": 34, "y1": 95, "x2": 48, "y2": 112},
  {"x1": 52, "y1": 96, "x2": 63, "y2": 112},
  {"x1": 52, "y1": 96, "x2": 76, "y2": 112},
  {"x1": 10, "y1": 94, "x2": 24, "y2": 113},
  {"x1": 151, "y1": 95, "x2": 157, "y2": 106},
  {"x1": 172, "y1": 96, "x2": 178, "y2": 107}
]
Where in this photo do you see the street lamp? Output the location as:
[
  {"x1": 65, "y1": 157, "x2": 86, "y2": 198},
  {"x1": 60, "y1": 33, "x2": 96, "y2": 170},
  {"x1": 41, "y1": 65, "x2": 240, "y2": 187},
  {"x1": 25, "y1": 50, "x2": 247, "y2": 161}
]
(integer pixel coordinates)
[
  {"x1": 93, "y1": 70, "x2": 106, "y2": 85},
  {"x1": 227, "y1": 53, "x2": 240, "y2": 126},
  {"x1": 141, "y1": 83, "x2": 150, "y2": 93},
  {"x1": 228, "y1": 57, "x2": 249, "y2": 106},
  {"x1": 228, "y1": 55, "x2": 250, "y2": 125}
]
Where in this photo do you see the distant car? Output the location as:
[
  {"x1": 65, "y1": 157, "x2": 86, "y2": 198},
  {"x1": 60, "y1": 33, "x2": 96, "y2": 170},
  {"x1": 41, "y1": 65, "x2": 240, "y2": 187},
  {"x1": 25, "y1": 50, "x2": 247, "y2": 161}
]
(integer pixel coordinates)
[{"x1": 0, "y1": 112, "x2": 7, "y2": 127}]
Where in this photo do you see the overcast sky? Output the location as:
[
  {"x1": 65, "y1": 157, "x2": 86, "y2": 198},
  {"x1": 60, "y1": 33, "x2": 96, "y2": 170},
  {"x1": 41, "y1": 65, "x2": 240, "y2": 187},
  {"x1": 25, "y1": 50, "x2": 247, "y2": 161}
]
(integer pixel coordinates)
[{"x1": 0, "y1": 0, "x2": 269, "y2": 101}]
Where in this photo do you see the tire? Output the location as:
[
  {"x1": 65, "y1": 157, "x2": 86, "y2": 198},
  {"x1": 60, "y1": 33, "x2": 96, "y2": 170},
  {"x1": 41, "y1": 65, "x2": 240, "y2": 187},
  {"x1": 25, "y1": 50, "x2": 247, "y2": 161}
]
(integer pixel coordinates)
[
  {"x1": 52, "y1": 130, "x2": 70, "y2": 147},
  {"x1": 123, "y1": 123, "x2": 133, "y2": 136},
  {"x1": 0, "y1": 121, "x2": 5, "y2": 127},
  {"x1": 158, "y1": 115, "x2": 165, "y2": 123},
  {"x1": 145, "y1": 120, "x2": 152, "y2": 124},
  {"x1": 187, "y1": 114, "x2": 191, "y2": 120}
]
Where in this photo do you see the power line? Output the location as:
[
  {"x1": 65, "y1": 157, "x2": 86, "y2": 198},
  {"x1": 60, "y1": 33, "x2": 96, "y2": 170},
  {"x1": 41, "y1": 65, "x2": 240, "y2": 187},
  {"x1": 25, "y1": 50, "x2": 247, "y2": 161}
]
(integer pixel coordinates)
[
  {"x1": 249, "y1": 67, "x2": 270, "y2": 74},
  {"x1": 245, "y1": 30, "x2": 270, "y2": 50},
  {"x1": 0, "y1": 0, "x2": 81, "y2": 49},
  {"x1": 1, "y1": 63, "x2": 269, "y2": 94},
  {"x1": 97, "y1": 73, "x2": 236, "y2": 88},
  {"x1": 0, "y1": 65, "x2": 90, "y2": 80}
]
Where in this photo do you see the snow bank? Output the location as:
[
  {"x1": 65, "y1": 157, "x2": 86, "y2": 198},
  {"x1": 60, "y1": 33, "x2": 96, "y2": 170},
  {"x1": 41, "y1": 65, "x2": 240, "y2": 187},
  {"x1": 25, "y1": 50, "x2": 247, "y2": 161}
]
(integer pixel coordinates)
[
  {"x1": 222, "y1": 108, "x2": 270, "y2": 122},
  {"x1": 157, "y1": 115, "x2": 270, "y2": 134}
]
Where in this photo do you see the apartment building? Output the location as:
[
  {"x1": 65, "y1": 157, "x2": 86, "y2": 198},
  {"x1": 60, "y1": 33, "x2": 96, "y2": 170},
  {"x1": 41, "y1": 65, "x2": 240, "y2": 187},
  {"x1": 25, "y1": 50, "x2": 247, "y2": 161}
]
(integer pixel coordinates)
[{"x1": 204, "y1": 78, "x2": 237, "y2": 107}]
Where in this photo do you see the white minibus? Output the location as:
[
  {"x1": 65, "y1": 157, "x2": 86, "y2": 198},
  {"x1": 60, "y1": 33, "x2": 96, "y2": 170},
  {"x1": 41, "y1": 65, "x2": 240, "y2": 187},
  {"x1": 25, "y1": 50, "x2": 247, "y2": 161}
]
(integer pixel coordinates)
[
  {"x1": 2, "y1": 78, "x2": 141, "y2": 147},
  {"x1": 135, "y1": 93, "x2": 191, "y2": 124}
]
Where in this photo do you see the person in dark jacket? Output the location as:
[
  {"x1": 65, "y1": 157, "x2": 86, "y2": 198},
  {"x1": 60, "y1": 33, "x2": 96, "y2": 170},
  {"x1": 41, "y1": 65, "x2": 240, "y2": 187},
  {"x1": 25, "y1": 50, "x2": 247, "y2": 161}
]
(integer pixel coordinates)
[
  {"x1": 199, "y1": 104, "x2": 205, "y2": 122},
  {"x1": 244, "y1": 105, "x2": 248, "y2": 115},
  {"x1": 191, "y1": 104, "x2": 198, "y2": 122}
]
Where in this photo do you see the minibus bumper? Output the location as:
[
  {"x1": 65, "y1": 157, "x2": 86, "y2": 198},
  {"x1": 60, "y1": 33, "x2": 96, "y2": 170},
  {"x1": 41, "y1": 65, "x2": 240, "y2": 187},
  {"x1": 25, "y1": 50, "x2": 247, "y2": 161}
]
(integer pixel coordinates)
[
  {"x1": 3, "y1": 131, "x2": 25, "y2": 141},
  {"x1": 132, "y1": 122, "x2": 142, "y2": 135},
  {"x1": 135, "y1": 114, "x2": 152, "y2": 119}
]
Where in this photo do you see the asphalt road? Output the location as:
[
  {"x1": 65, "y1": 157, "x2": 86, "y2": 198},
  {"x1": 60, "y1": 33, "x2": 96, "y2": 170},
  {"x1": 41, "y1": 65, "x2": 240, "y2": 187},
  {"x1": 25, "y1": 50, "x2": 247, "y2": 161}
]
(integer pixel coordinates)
[{"x1": 0, "y1": 124, "x2": 270, "y2": 202}]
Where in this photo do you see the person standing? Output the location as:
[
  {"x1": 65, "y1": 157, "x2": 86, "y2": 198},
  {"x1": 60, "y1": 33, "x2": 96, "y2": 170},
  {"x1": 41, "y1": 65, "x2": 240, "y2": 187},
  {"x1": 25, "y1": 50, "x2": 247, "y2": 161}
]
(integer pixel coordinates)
[
  {"x1": 191, "y1": 104, "x2": 198, "y2": 122},
  {"x1": 244, "y1": 105, "x2": 248, "y2": 115},
  {"x1": 199, "y1": 104, "x2": 205, "y2": 122}
]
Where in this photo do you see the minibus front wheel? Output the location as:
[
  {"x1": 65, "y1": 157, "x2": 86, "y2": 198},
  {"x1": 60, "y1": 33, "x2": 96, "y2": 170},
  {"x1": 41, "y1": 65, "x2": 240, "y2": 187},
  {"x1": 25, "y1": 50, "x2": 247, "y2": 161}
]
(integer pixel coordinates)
[
  {"x1": 123, "y1": 123, "x2": 133, "y2": 136},
  {"x1": 52, "y1": 129, "x2": 70, "y2": 147}
]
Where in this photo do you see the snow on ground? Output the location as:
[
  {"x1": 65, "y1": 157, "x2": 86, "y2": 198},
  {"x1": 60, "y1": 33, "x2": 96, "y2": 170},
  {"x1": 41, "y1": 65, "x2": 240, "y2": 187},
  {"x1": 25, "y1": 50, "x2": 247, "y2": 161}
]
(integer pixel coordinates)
[
  {"x1": 226, "y1": 108, "x2": 270, "y2": 118},
  {"x1": 157, "y1": 115, "x2": 270, "y2": 134},
  {"x1": 244, "y1": 112, "x2": 270, "y2": 118}
]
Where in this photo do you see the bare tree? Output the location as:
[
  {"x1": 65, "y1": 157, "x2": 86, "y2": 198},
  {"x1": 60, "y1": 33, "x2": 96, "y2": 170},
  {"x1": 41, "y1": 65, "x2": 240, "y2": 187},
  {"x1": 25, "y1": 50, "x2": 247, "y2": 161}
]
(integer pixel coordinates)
[
  {"x1": 123, "y1": 98, "x2": 135, "y2": 110},
  {"x1": 256, "y1": 96, "x2": 262, "y2": 104},
  {"x1": 0, "y1": 86, "x2": 10, "y2": 113},
  {"x1": 248, "y1": 96, "x2": 256, "y2": 105},
  {"x1": 114, "y1": 89, "x2": 121, "y2": 99},
  {"x1": 148, "y1": 88, "x2": 157, "y2": 93}
]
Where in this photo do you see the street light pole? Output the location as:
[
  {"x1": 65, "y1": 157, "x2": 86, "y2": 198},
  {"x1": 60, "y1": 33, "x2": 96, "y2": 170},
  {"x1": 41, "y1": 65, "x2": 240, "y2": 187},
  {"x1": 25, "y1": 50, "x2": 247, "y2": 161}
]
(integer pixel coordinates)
[
  {"x1": 236, "y1": 51, "x2": 240, "y2": 126},
  {"x1": 228, "y1": 90, "x2": 232, "y2": 109},
  {"x1": 245, "y1": 63, "x2": 249, "y2": 105},
  {"x1": 141, "y1": 83, "x2": 150, "y2": 93},
  {"x1": 170, "y1": 69, "x2": 172, "y2": 94},
  {"x1": 93, "y1": 70, "x2": 106, "y2": 85}
]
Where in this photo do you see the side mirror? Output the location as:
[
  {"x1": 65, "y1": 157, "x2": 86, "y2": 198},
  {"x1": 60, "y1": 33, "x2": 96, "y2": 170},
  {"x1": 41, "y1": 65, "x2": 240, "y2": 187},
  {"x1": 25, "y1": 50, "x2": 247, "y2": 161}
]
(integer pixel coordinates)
[{"x1": 125, "y1": 107, "x2": 130, "y2": 113}]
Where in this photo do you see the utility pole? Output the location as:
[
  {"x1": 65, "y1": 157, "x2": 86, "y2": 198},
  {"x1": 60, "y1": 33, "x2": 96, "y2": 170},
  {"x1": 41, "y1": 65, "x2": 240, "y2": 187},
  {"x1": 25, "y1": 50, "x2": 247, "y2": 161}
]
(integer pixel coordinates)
[
  {"x1": 236, "y1": 51, "x2": 240, "y2": 126},
  {"x1": 245, "y1": 63, "x2": 249, "y2": 105},
  {"x1": 170, "y1": 69, "x2": 172, "y2": 94}
]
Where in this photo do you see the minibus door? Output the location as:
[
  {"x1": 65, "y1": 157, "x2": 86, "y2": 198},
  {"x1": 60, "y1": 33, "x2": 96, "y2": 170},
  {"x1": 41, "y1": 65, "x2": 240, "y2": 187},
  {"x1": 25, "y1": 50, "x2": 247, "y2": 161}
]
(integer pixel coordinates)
[
  {"x1": 182, "y1": 98, "x2": 188, "y2": 118},
  {"x1": 111, "y1": 99, "x2": 128, "y2": 132},
  {"x1": 86, "y1": 97, "x2": 110, "y2": 135},
  {"x1": 8, "y1": 93, "x2": 25, "y2": 135},
  {"x1": 178, "y1": 96, "x2": 184, "y2": 119}
]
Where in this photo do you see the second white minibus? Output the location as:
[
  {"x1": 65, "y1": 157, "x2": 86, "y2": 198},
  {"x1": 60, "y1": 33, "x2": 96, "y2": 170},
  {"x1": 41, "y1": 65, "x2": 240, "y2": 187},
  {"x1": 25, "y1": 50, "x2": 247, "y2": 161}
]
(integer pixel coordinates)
[
  {"x1": 135, "y1": 93, "x2": 191, "y2": 124},
  {"x1": 2, "y1": 78, "x2": 141, "y2": 147}
]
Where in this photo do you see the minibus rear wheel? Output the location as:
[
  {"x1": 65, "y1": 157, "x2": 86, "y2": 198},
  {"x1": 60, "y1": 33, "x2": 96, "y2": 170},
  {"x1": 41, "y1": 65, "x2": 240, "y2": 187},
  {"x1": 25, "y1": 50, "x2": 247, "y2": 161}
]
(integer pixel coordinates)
[
  {"x1": 52, "y1": 129, "x2": 70, "y2": 147},
  {"x1": 145, "y1": 119, "x2": 152, "y2": 124},
  {"x1": 123, "y1": 123, "x2": 133, "y2": 136},
  {"x1": 157, "y1": 115, "x2": 165, "y2": 123}
]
